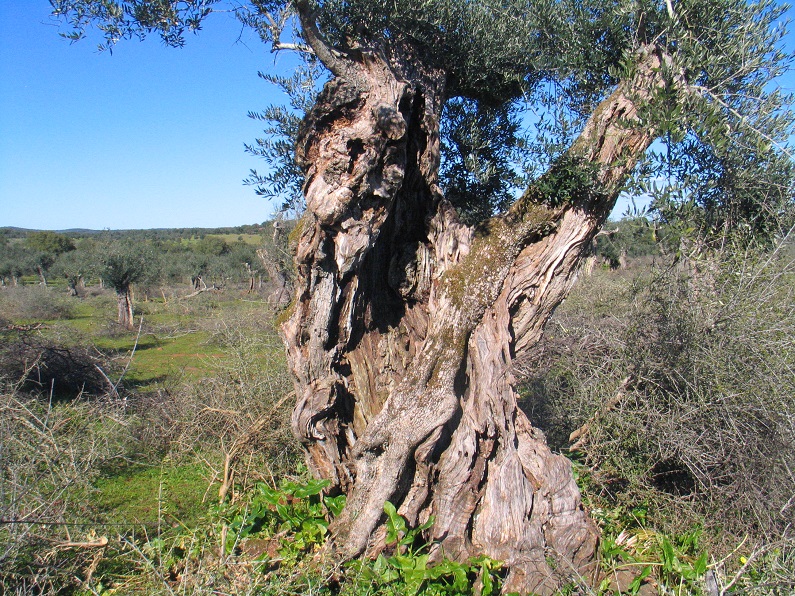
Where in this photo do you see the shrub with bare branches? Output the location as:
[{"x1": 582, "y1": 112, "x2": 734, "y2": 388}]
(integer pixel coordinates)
[
  {"x1": 0, "y1": 286, "x2": 76, "y2": 322},
  {"x1": 0, "y1": 389, "x2": 132, "y2": 593},
  {"x1": 126, "y1": 313, "x2": 298, "y2": 500},
  {"x1": 520, "y1": 242, "x2": 795, "y2": 552}
]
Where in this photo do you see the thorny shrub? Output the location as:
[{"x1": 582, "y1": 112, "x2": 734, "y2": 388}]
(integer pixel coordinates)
[
  {"x1": 0, "y1": 285, "x2": 76, "y2": 322},
  {"x1": 0, "y1": 388, "x2": 133, "y2": 593},
  {"x1": 0, "y1": 307, "x2": 298, "y2": 594},
  {"x1": 520, "y1": 242, "x2": 795, "y2": 557},
  {"x1": 135, "y1": 312, "x2": 299, "y2": 490}
]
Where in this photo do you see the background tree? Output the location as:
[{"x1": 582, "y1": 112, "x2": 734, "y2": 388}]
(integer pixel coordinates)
[
  {"x1": 51, "y1": 0, "x2": 794, "y2": 592},
  {"x1": 24, "y1": 231, "x2": 76, "y2": 256},
  {"x1": 14, "y1": 232, "x2": 76, "y2": 286},
  {"x1": 93, "y1": 241, "x2": 157, "y2": 329},
  {"x1": 51, "y1": 248, "x2": 91, "y2": 296},
  {"x1": 0, "y1": 243, "x2": 29, "y2": 287},
  {"x1": 195, "y1": 235, "x2": 229, "y2": 257},
  {"x1": 440, "y1": 99, "x2": 527, "y2": 226},
  {"x1": 257, "y1": 218, "x2": 297, "y2": 306}
]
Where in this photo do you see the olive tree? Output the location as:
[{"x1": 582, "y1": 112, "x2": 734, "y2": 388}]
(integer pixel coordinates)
[
  {"x1": 51, "y1": 249, "x2": 90, "y2": 295},
  {"x1": 93, "y1": 241, "x2": 156, "y2": 329},
  {"x1": 24, "y1": 231, "x2": 76, "y2": 256},
  {"x1": 0, "y1": 244, "x2": 30, "y2": 287},
  {"x1": 51, "y1": 0, "x2": 793, "y2": 591}
]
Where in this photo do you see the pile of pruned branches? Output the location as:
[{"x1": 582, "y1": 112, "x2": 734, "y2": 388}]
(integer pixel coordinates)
[{"x1": 0, "y1": 329, "x2": 116, "y2": 398}]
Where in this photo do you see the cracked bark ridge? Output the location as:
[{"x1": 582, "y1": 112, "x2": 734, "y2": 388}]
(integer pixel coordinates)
[{"x1": 282, "y1": 40, "x2": 669, "y2": 594}]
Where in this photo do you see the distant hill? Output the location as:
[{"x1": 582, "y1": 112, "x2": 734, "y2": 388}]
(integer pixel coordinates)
[
  {"x1": 0, "y1": 223, "x2": 270, "y2": 239},
  {"x1": 1, "y1": 226, "x2": 100, "y2": 235}
]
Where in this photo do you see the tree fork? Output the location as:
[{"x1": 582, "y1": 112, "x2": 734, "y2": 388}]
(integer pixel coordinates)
[{"x1": 284, "y1": 44, "x2": 670, "y2": 594}]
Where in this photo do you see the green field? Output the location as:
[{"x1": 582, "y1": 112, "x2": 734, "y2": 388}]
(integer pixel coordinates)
[{"x1": 1, "y1": 255, "x2": 792, "y2": 595}]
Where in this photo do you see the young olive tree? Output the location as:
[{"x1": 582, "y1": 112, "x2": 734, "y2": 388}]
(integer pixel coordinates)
[{"x1": 51, "y1": 0, "x2": 794, "y2": 591}]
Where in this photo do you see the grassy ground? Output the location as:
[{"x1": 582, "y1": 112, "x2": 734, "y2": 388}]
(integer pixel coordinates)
[
  {"x1": 1, "y1": 285, "x2": 279, "y2": 386},
  {"x1": 1, "y1": 273, "x2": 792, "y2": 595},
  {"x1": 94, "y1": 463, "x2": 211, "y2": 530},
  {"x1": 180, "y1": 233, "x2": 265, "y2": 247},
  {"x1": 0, "y1": 282, "x2": 297, "y2": 592}
]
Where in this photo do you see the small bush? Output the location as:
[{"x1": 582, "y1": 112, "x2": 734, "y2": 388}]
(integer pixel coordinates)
[{"x1": 0, "y1": 285, "x2": 75, "y2": 321}]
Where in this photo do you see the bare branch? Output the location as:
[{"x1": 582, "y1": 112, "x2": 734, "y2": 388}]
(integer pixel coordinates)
[{"x1": 272, "y1": 41, "x2": 313, "y2": 53}]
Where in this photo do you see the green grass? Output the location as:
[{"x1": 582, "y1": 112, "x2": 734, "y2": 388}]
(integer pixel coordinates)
[
  {"x1": 180, "y1": 233, "x2": 265, "y2": 247},
  {"x1": 94, "y1": 463, "x2": 211, "y2": 531},
  {"x1": 211, "y1": 233, "x2": 265, "y2": 245},
  {"x1": 26, "y1": 290, "x2": 276, "y2": 388},
  {"x1": 92, "y1": 329, "x2": 219, "y2": 385}
]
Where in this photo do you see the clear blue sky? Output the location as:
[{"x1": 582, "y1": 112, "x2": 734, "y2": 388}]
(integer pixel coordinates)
[
  {"x1": 1, "y1": 3, "x2": 793, "y2": 230},
  {"x1": 0, "y1": 1, "x2": 298, "y2": 230}
]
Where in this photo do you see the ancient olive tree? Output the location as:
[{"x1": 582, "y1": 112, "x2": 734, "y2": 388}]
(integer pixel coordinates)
[{"x1": 52, "y1": 0, "x2": 793, "y2": 591}]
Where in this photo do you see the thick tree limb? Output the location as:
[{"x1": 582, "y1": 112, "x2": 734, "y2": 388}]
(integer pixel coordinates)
[{"x1": 293, "y1": 0, "x2": 350, "y2": 79}]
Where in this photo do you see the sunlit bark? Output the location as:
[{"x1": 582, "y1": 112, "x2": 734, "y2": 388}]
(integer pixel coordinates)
[{"x1": 283, "y1": 41, "x2": 669, "y2": 593}]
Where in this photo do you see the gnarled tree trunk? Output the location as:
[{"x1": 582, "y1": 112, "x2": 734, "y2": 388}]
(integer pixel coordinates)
[
  {"x1": 282, "y1": 41, "x2": 668, "y2": 594},
  {"x1": 117, "y1": 286, "x2": 134, "y2": 330},
  {"x1": 256, "y1": 247, "x2": 291, "y2": 307}
]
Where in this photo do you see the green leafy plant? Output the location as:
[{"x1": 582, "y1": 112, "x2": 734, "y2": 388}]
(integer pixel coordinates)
[
  {"x1": 225, "y1": 476, "x2": 338, "y2": 558},
  {"x1": 595, "y1": 513, "x2": 709, "y2": 594},
  {"x1": 348, "y1": 501, "x2": 503, "y2": 596}
]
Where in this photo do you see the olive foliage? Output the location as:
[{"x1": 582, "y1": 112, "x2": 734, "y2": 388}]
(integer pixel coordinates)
[{"x1": 51, "y1": 0, "x2": 794, "y2": 234}]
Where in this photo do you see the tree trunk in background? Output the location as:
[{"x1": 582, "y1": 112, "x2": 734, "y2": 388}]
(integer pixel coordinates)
[
  {"x1": 117, "y1": 287, "x2": 133, "y2": 330},
  {"x1": 283, "y1": 44, "x2": 668, "y2": 594},
  {"x1": 256, "y1": 248, "x2": 291, "y2": 308},
  {"x1": 66, "y1": 275, "x2": 82, "y2": 297}
]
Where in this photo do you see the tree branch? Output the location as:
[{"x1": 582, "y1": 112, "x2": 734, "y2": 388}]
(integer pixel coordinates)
[
  {"x1": 686, "y1": 84, "x2": 794, "y2": 160},
  {"x1": 569, "y1": 375, "x2": 634, "y2": 451},
  {"x1": 272, "y1": 41, "x2": 313, "y2": 53},
  {"x1": 498, "y1": 45, "x2": 671, "y2": 352},
  {"x1": 293, "y1": 0, "x2": 350, "y2": 78}
]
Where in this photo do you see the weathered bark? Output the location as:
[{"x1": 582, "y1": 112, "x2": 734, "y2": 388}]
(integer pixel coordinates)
[
  {"x1": 282, "y1": 39, "x2": 669, "y2": 594},
  {"x1": 116, "y1": 287, "x2": 134, "y2": 330}
]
